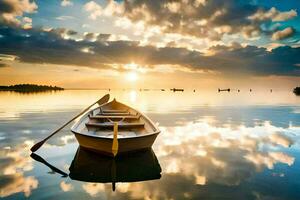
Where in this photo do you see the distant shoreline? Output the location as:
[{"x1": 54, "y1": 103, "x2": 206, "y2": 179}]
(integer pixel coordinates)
[
  {"x1": 294, "y1": 87, "x2": 300, "y2": 95},
  {"x1": 0, "y1": 84, "x2": 64, "y2": 93}
]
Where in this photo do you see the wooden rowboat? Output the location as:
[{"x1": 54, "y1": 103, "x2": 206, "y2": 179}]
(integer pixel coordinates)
[{"x1": 71, "y1": 98, "x2": 160, "y2": 156}]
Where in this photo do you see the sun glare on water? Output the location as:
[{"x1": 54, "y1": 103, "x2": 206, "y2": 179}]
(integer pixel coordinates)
[{"x1": 126, "y1": 71, "x2": 139, "y2": 82}]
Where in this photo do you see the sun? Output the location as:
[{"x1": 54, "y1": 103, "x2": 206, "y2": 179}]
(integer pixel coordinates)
[{"x1": 126, "y1": 71, "x2": 139, "y2": 82}]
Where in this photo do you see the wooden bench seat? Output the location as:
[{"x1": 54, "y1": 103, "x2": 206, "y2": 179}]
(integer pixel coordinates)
[
  {"x1": 86, "y1": 122, "x2": 145, "y2": 129},
  {"x1": 102, "y1": 109, "x2": 128, "y2": 113},
  {"x1": 98, "y1": 112, "x2": 131, "y2": 116},
  {"x1": 89, "y1": 115, "x2": 139, "y2": 120}
]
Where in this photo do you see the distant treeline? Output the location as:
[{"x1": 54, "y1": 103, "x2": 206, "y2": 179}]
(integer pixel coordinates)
[
  {"x1": 294, "y1": 87, "x2": 300, "y2": 95},
  {"x1": 0, "y1": 84, "x2": 64, "y2": 92}
]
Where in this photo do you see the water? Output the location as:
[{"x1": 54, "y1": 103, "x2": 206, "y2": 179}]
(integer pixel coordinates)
[{"x1": 0, "y1": 90, "x2": 300, "y2": 199}]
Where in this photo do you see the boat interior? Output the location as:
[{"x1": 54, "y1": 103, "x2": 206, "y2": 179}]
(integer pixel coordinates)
[{"x1": 73, "y1": 99, "x2": 158, "y2": 139}]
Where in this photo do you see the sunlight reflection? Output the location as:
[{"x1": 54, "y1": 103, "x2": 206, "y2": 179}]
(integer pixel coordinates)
[
  {"x1": 129, "y1": 90, "x2": 137, "y2": 103},
  {"x1": 126, "y1": 71, "x2": 138, "y2": 82}
]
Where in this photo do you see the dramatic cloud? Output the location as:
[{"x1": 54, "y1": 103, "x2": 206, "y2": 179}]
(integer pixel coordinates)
[
  {"x1": 0, "y1": 0, "x2": 37, "y2": 26},
  {"x1": 271, "y1": 27, "x2": 295, "y2": 40},
  {"x1": 0, "y1": 26, "x2": 300, "y2": 76},
  {"x1": 85, "y1": 0, "x2": 297, "y2": 41}
]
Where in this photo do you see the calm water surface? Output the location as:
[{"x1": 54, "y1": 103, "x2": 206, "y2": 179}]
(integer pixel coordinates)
[{"x1": 1, "y1": 90, "x2": 300, "y2": 199}]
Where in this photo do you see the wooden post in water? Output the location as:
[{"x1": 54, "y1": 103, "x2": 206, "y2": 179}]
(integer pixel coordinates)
[{"x1": 112, "y1": 122, "x2": 119, "y2": 157}]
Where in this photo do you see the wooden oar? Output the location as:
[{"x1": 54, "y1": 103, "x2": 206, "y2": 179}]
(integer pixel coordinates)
[{"x1": 30, "y1": 94, "x2": 110, "y2": 152}]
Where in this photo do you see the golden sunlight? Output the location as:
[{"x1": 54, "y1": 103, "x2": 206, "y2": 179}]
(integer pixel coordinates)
[{"x1": 126, "y1": 71, "x2": 139, "y2": 82}]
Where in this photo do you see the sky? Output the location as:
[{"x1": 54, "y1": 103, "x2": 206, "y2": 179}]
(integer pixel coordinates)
[{"x1": 0, "y1": 0, "x2": 300, "y2": 89}]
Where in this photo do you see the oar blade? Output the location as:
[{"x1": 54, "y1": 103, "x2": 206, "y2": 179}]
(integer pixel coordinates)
[
  {"x1": 97, "y1": 94, "x2": 110, "y2": 105},
  {"x1": 30, "y1": 140, "x2": 45, "y2": 152}
]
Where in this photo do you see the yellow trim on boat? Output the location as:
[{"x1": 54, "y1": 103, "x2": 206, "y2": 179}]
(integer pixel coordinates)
[{"x1": 112, "y1": 122, "x2": 118, "y2": 157}]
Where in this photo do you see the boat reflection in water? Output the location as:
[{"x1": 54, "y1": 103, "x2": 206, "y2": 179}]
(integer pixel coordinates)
[
  {"x1": 31, "y1": 148, "x2": 161, "y2": 192},
  {"x1": 69, "y1": 148, "x2": 161, "y2": 191}
]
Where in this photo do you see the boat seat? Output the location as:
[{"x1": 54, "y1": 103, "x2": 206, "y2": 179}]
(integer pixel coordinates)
[
  {"x1": 98, "y1": 112, "x2": 131, "y2": 116},
  {"x1": 93, "y1": 131, "x2": 137, "y2": 138},
  {"x1": 89, "y1": 115, "x2": 139, "y2": 120},
  {"x1": 86, "y1": 122, "x2": 145, "y2": 129},
  {"x1": 102, "y1": 109, "x2": 128, "y2": 113}
]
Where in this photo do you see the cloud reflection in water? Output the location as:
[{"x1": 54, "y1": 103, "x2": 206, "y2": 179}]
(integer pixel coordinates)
[
  {"x1": 0, "y1": 91, "x2": 300, "y2": 199},
  {"x1": 74, "y1": 119, "x2": 298, "y2": 199},
  {"x1": 155, "y1": 119, "x2": 296, "y2": 188},
  {"x1": 0, "y1": 141, "x2": 38, "y2": 198}
]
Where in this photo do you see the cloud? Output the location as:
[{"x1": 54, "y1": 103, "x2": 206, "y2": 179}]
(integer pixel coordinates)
[
  {"x1": 0, "y1": 175, "x2": 38, "y2": 198},
  {"x1": 119, "y1": 0, "x2": 260, "y2": 40},
  {"x1": 91, "y1": 0, "x2": 297, "y2": 41},
  {"x1": 0, "y1": 53, "x2": 18, "y2": 61},
  {"x1": 0, "y1": 0, "x2": 37, "y2": 26},
  {"x1": 244, "y1": 151, "x2": 294, "y2": 170},
  {"x1": 61, "y1": 0, "x2": 73, "y2": 7},
  {"x1": 141, "y1": 119, "x2": 296, "y2": 199},
  {"x1": 271, "y1": 27, "x2": 295, "y2": 40},
  {"x1": 82, "y1": 183, "x2": 105, "y2": 197},
  {"x1": 97, "y1": 33, "x2": 111, "y2": 41},
  {"x1": 56, "y1": 15, "x2": 74, "y2": 21},
  {"x1": 0, "y1": 63, "x2": 10, "y2": 68},
  {"x1": 84, "y1": 1, "x2": 102, "y2": 20},
  {"x1": 268, "y1": 133, "x2": 293, "y2": 147},
  {"x1": 48, "y1": 27, "x2": 78, "y2": 39},
  {"x1": 0, "y1": 141, "x2": 38, "y2": 198},
  {"x1": 84, "y1": 32, "x2": 97, "y2": 41},
  {"x1": 249, "y1": 7, "x2": 297, "y2": 22},
  {"x1": 22, "y1": 16, "x2": 32, "y2": 29},
  {"x1": 84, "y1": 0, "x2": 123, "y2": 19},
  {"x1": 60, "y1": 181, "x2": 73, "y2": 192},
  {"x1": 0, "y1": 26, "x2": 300, "y2": 76}
]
